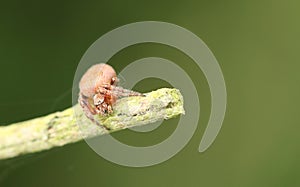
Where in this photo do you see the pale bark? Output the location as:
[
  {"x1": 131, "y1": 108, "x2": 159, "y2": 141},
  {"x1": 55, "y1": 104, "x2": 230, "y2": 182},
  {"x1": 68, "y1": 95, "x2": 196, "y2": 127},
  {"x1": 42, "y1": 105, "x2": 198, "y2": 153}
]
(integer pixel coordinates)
[{"x1": 0, "y1": 88, "x2": 184, "y2": 160}]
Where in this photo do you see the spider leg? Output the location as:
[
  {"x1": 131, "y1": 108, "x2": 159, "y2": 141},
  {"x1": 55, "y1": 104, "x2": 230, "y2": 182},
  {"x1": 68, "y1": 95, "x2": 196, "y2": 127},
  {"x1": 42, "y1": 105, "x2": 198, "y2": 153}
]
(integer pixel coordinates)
[
  {"x1": 93, "y1": 93, "x2": 105, "y2": 106},
  {"x1": 95, "y1": 94, "x2": 115, "y2": 115},
  {"x1": 107, "y1": 105, "x2": 113, "y2": 114},
  {"x1": 95, "y1": 84, "x2": 144, "y2": 115},
  {"x1": 94, "y1": 86, "x2": 116, "y2": 115},
  {"x1": 111, "y1": 86, "x2": 144, "y2": 97},
  {"x1": 93, "y1": 93, "x2": 107, "y2": 115},
  {"x1": 78, "y1": 94, "x2": 106, "y2": 128},
  {"x1": 78, "y1": 94, "x2": 96, "y2": 115}
]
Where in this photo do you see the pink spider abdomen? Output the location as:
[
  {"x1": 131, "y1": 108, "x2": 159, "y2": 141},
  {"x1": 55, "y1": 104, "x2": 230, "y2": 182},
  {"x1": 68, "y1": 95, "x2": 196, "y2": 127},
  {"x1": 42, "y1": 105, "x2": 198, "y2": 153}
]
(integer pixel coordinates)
[{"x1": 79, "y1": 63, "x2": 117, "y2": 97}]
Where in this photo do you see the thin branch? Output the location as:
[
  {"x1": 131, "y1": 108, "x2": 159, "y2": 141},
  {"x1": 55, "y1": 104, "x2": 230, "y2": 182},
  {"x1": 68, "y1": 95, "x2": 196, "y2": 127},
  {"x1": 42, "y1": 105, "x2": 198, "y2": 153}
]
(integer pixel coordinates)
[{"x1": 0, "y1": 88, "x2": 184, "y2": 160}]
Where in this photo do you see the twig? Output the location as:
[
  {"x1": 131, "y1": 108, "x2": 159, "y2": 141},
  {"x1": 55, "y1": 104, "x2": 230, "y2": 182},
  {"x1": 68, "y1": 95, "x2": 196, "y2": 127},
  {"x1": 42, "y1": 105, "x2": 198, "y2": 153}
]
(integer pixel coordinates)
[{"x1": 0, "y1": 88, "x2": 184, "y2": 160}]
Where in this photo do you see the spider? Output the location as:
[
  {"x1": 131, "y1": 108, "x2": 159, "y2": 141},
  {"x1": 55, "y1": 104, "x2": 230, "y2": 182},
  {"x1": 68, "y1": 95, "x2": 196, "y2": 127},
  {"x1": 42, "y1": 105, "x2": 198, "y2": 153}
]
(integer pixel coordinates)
[{"x1": 78, "y1": 63, "x2": 143, "y2": 125}]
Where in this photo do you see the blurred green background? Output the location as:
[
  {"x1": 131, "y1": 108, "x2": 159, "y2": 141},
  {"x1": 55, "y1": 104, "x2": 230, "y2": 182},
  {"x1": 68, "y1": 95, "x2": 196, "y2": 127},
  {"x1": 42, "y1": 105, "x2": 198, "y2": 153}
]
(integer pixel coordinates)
[{"x1": 0, "y1": 0, "x2": 299, "y2": 186}]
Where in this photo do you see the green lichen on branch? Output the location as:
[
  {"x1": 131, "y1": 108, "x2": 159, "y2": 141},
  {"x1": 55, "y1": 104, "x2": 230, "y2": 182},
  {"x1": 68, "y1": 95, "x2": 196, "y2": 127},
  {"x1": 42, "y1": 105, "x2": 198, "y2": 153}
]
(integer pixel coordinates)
[{"x1": 0, "y1": 88, "x2": 184, "y2": 160}]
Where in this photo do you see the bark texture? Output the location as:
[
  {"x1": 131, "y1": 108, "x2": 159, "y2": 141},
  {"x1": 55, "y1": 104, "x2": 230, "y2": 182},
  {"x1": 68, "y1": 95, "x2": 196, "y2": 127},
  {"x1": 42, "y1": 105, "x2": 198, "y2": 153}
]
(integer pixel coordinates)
[{"x1": 0, "y1": 88, "x2": 184, "y2": 160}]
